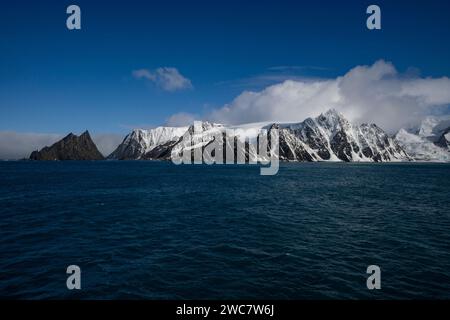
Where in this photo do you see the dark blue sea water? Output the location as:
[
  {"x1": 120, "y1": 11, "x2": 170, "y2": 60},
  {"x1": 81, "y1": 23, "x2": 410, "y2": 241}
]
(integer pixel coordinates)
[{"x1": 1, "y1": 161, "x2": 450, "y2": 299}]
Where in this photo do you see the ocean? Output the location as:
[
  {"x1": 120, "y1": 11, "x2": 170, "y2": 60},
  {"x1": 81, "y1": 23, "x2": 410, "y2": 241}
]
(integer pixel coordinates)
[{"x1": 1, "y1": 161, "x2": 450, "y2": 299}]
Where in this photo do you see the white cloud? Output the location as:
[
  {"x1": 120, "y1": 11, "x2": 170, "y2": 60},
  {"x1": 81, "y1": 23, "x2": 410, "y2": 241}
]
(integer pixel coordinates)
[
  {"x1": 0, "y1": 131, "x2": 124, "y2": 159},
  {"x1": 207, "y1": 60, "x2": 450, "y2": 133},
  {"x1": 165, "y1": 112, "x2": 197, "y2": 127},
  {"x1": 132, "y1": 67, "x2": 193, "y2": 92}
]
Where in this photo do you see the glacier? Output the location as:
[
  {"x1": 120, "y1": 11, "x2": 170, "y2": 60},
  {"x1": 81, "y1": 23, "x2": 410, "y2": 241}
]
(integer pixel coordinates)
[{"x1": 395, "y1": 116, "x2": 450, "y2": 162}]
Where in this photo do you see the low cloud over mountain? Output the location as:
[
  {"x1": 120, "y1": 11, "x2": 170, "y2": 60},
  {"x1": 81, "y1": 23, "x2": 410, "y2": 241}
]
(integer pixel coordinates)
[
  {"x1": 0, "y1": 131, "x2": 123, "y2": 160},
  {"x1": 207, "y1": 60, "x2": 450, "y2": 133}
]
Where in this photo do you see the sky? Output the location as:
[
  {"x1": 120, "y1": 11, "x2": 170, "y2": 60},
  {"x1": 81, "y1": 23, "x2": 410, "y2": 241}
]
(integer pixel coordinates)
[{"x1": 1, "y1": 0, "x2": 450, "y2": 158}]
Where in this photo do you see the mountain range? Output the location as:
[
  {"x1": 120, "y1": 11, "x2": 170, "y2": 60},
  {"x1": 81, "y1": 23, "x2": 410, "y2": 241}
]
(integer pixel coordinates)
[{"x1": 28, "y1": 109, "x2": 450, "y2": 162}]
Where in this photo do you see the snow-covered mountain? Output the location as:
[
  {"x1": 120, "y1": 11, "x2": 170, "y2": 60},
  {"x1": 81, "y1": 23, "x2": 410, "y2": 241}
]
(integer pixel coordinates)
[
  {"x1": 109, "y1": 109, "x2": 415, "y2": 162},
  {"x1": 274, "y1": 109, "x2": 410, "y2": 162},
  {"x1": 108, "y1": 126, "x2": 188, "y2": 160},
  {"x1": 395, "y1": 116, "x2": 450, "y2": 162}
]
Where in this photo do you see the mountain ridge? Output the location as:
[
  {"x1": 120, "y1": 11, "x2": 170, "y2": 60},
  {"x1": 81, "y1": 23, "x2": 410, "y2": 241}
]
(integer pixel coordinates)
[{"x1": 108, "y1": 109, "x2": 414, "y2": 163}]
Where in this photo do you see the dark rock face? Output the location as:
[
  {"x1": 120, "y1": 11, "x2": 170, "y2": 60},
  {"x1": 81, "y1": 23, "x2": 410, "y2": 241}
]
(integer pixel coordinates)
[
  {"x1": 29, "y1": 131, "x2": 104, "y2": 160},
  {"x1": 435, "y1": 127, "x2": 450, "y2": 149},
  {"x1": 143, "y1": 140, "x2": 179, "y2": 160},
  {"x1": 294, "y1": 119, "x2": 331, "y2": 160},
  {"x1": 330, "y1": 130, "x2": 353, "y2": 161},
  {"x1": 276, "y1": 127, "x2": 316, "y2": 161}
]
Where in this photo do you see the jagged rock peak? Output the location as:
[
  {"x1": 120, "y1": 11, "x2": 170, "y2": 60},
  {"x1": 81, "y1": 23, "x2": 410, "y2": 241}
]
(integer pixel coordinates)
[
  {"x1": 29, "y1": 131, "x2": 104, "y2": 161},
  {"x1": 108, "y1": 126, "x2": 189, "y2": 160}
]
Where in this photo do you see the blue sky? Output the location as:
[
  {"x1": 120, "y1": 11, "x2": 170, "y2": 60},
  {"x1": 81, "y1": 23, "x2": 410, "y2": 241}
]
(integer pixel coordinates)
[{"x1": 1, "y1": 0, "x2": 450, "y2": 136}]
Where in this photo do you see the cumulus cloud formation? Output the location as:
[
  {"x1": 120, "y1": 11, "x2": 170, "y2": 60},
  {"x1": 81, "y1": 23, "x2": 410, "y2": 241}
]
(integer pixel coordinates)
[
  {"x1": 132, "y1": 67, "x2": 193, "y2": 92},
  {"x1": 165, "y1": 112, "x2": 197, "y2": 127},
  {"x1": 207, "y1": 60, "x2": 450, "y2": 133},
  {"x1": 0, "y1": 132, "x2": 123, "y2": 159}
]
